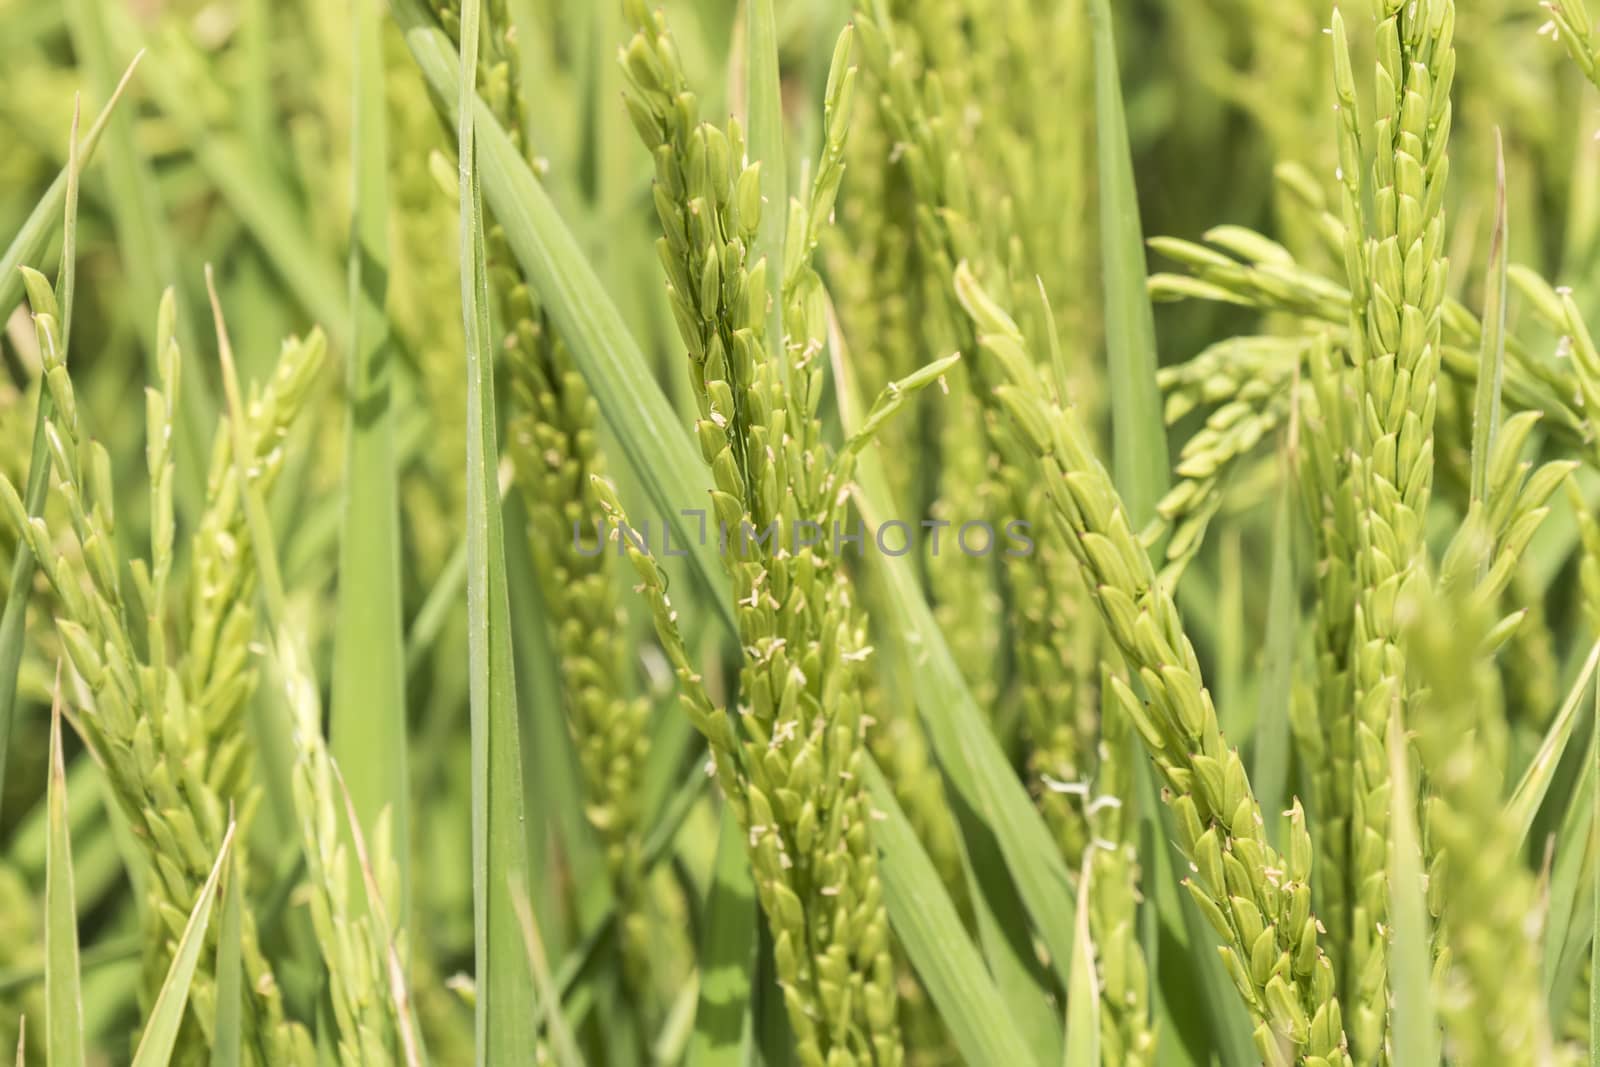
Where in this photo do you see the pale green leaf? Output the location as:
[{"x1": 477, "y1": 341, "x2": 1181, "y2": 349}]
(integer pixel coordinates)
[{"x1": 129, "y1": 824, "x2": 237, "y2": 1067}]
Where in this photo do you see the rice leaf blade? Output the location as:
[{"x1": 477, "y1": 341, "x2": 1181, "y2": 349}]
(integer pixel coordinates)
[
  {"x1": 863, "y1": 764, "x2": 1041, "y2": 1067},
  {"x1": 1543, "y1": 750, "x2": 1592, "y2": 1002},
  {"x1": 1088, "y1": 0, "x2": 1167, "y2": 529},
  {"x1": 1253, "y1": 452, "x2": 1297, "y2": 845},
  {"x1": 510, "y1": 880, "x2": 583, "y2": 1067},
  {"x1": 129, "y1": 823, "x2": 237, "y2": 1067},
  {"x1": 1387, "y1": 709, "x2": 1439, "y2": 1066},
  {"x1": 1507, "y1": 639, "x2": 1600, "y2": 847},
  {"x1": 833, "y1": 330, "x2": 1076, "y2": 1011},
  {"x1": 45, "y1": 688, "x2": 85, "y2": 1067},
  {"x1": 686, "y1": 805, "x2": 755, "y2": 1067},
  {"x1": 1063, "y1": 854, "x2": 1100, "y2": 1067},
  {"x1": 1591, "y1": 670, "x2": 1599, "y2": 1067},
  {"x1": 331, "y1": 0, "x2": 411, "y2": 922},
  {"x1": 457, "y1": 3, "x2": 538, "y2": 1060},
  {"x1": 1470, "y1": 132, "x2": 1509, "y2": 512},
  {"x1": 209, "y1": 844, "x2": 243, "y2": 1067}
]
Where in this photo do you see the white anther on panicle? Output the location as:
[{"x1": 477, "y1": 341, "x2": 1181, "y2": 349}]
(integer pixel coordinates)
[
  {"x1": 1042, "y1": 775, "x2": 1090, "y2": 796},
  {"x1": 1085, "y1": 795, "x2": 1124, "y2": 817}
]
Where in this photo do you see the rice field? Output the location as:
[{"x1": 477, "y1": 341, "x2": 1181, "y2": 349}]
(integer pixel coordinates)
[{"x1": 1, "y1": 0, "x2": 1599, "y2": 1064}]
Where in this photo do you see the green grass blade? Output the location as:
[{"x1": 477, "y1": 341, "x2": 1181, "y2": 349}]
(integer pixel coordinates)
[
  {"x1": 1591, "y1": 672, "x2": 1599, "y2": 1067},
  {"x1": 237, "y1": 0, "x2": 273, "y2": 165},
  {"x1": 1063, "y1": 855, "x2": 1100, "y2": 1067},
  {"x1": 1470, "y1": 131, "x2": 1509, "y2": 513},
  {"x1": 751, "y1": 926, "x2": 794, "y2": 1067},
  {"x1": 392, "y1": 0, "x2": 735, "y2": 632},
  {"x1": 1543, "y1": 748, "x2": 1592, "y2": 1003},
  {"x1": 863, "y1": 764, "x2": 1040, "y2": 1067},
  {"x1": 503, "y1": 493, "x2": 599, "y2": 956},
  {"x1": 45, "y1": 684, "x2": 86, "y2": 1067},
  {"x1": 686, "y1": 804, "x2": 755, "y2": 1067},
  {"x1": 1253, "y1": 451, "x2": 1297, "y2": 846},
  {"x1": 835, "y1": 352, "x2": 1078, "y2": 1002},
  {"x1": 209, "y1": 842, "x2": 243, "y2": 1067},
  {"x1": 958, "y1": 832, "x2": 1062, "y2": 1065},
  {"x1": 744, "y1": 0, "x2": 786, "y2": 371},
  {"x1": 457, "y1": 3, "x2": 538, "y2": 1060},
  {"x1": 130, "y1": 822, "x2": 237, "y2": 1067},
  {"x1": 331, "y1": 0, "x2": 411, "y2": 923},
  {"x1": 1088, "y1": 0, "x2": 1168, "y2": 530},
  {"x1": 509, "y1": 881, "x2": 583, "y2": 1067},
  {"x1": 1507, "y1": 638, "x2": 1600, "y2": 847},
  {"x1": 1387, "y1": 709, "x2": 1439, "y2": 1067}
]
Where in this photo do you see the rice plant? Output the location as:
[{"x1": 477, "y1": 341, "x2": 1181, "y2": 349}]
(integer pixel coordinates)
[{"x1": 2, "y1": 0, "x2": 1600, "y2": 1064}]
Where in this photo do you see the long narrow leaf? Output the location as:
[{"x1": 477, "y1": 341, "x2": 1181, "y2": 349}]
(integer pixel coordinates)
[
  {"x1": 1507, "y1": 639, "x2": 1600, "y2": 847},
  {"x1": 209, "y1": 841, "x2": 243, "y2": 1067},
  {"x1": 1387, "y1": 710, "x2": 1439, "y2": 1067},
  {"x1": 45, "y1": 682, "x2": 85, "y2": 1067},
  {"x1": 1543, "y1": 748, "x2": 1593, "y2": 1003},
  {"x1": 1063, "y1": 854, "x2": 1100, "y2": 1067},
  {"x1": 331, "y1": 0, "x2": 411, "y2": 921},
  {"x1": 129, "y1": 823, "x2": 237, "y2": 1067},
  {"x1": 863, "y1": 764, "x2": 1040, "y2": 1067},
  {"x1": 1253, "y1": 450, "x2": 1297, "y2": 846},
  {"x1": 457, "y1": 4, "x2": 538, "y2": 1060},
  {"x1": 833, "y1": 332, "x2": 1078, "y2": 997},
  {"x1": 687, "y1": 805, "x2": 755, "y2": 1067},
  {"x1": 1470, "y1": 131, "x2": 1509, "y2": 513},
  {"x1": 1088, "y1": 0, "x2": 1167, "y2": 529},
  {"x1": 509, "y1": 881, "x2": 583, "y2": 1067},
  {"x1": 1592, "y1": 667, "x2": 1599, "y2": 1067}
]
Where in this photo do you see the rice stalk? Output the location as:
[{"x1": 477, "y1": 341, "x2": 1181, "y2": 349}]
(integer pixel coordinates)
[
  {"x1": 610, "y1": 5, "x2": 908, "y2": 1060},
  {"x1": 956, "y1": 263, "x2": 1350, "y2": 1067}
]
